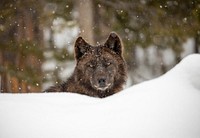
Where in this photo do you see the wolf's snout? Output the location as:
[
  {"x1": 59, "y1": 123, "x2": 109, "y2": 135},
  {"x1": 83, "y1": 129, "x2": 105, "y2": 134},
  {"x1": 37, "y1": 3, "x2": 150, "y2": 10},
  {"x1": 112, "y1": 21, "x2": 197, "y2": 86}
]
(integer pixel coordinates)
[
  {"x1": 98, "y1": 78, "x2": 106, "y2": 87},
  {"x1": 92, "y1": 76, "x2": 112, "y2": 91}
]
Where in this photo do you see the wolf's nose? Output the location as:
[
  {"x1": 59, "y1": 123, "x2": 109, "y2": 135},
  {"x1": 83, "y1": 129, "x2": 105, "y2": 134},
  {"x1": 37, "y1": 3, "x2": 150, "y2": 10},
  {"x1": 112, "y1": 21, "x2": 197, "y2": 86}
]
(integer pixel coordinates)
[{"x1": 98, "y1": 78, "x2": 106, "y2": 86}]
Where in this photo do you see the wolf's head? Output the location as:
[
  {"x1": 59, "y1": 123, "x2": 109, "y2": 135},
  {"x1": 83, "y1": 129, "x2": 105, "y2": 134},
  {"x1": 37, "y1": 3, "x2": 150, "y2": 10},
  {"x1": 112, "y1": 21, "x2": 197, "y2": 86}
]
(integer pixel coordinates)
[{"x1": 74, "y1": 33, "x2": 126, "y2": 96}]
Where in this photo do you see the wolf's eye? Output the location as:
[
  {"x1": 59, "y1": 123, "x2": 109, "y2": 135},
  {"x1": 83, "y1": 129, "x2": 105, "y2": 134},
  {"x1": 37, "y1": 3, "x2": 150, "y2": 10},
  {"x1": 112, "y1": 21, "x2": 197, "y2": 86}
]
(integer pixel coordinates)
[
  {"x1": 89, "y1": 64, "x2": 94, "y2": 68},
  {"x1": 106, "y1": 62, "x2": 111, "y2": 66},
  {"x1": 88, "y1": 64, "x2": 94, "y2": 68}
]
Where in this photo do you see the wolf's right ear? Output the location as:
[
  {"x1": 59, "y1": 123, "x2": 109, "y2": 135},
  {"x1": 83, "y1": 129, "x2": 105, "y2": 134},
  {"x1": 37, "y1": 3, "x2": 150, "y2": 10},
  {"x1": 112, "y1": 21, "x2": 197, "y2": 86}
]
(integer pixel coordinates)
[{"x1": 74, "y1": 37, "x2": 90, "y2": 60}]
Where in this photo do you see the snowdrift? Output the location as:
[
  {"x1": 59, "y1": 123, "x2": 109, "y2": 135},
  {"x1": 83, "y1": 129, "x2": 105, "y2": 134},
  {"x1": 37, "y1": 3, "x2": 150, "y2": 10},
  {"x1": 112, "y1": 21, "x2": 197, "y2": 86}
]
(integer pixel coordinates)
[{"x1": 0, "y1": 54, "x2": 200, "y2": 138}]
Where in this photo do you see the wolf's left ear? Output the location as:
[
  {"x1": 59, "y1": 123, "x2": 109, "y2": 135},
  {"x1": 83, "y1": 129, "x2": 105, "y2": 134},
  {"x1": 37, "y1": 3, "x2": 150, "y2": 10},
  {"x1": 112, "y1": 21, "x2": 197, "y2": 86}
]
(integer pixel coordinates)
[
  {"x1": 104, "y1": 32, "x2": 122, "y2": 55},
  {"x1": 74, "y1": 37, "x2": 90, "y2": 60}
]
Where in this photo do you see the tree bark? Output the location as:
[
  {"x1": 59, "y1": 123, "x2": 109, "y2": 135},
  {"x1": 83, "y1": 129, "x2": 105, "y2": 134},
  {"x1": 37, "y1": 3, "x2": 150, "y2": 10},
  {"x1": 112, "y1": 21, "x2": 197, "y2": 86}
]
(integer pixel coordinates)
[
  {"x1": 194, "y1": 35, "x2": 199, "y2": 53},
  {"x1": 77, "y1": 0, "x2": 95, "y2": 45}
]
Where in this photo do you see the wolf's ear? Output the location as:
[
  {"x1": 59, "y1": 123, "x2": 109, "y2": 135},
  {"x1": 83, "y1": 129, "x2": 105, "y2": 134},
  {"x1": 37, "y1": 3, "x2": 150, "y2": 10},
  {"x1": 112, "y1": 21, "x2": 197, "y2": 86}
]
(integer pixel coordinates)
[
  {"x1": 74, "y1": 37, "x2": 90, "y2": 60},
  {"x1": 104, "y1": 32, "x2": 122, "y2": 55}
]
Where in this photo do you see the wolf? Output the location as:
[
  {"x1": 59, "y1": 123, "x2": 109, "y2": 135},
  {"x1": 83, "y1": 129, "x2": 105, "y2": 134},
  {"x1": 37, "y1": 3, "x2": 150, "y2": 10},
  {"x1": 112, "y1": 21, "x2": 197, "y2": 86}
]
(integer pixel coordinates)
[{"x1": 44, "y1": 32, "x2": 127, "y2": 98}]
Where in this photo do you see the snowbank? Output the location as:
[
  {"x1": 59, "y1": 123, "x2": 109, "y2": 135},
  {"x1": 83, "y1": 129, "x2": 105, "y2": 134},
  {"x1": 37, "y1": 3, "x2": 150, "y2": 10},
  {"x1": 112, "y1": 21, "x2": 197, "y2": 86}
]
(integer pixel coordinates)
[{"x1": 0, "y1": 54, "x2": 200, "y2": 138}]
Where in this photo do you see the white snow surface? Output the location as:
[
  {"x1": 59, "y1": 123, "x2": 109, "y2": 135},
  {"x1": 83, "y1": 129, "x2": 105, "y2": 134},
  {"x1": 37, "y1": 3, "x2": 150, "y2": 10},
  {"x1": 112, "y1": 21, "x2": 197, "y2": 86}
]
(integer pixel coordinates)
[{"x1": 0, "y1": 54, "x2": 200, "y2": 138}]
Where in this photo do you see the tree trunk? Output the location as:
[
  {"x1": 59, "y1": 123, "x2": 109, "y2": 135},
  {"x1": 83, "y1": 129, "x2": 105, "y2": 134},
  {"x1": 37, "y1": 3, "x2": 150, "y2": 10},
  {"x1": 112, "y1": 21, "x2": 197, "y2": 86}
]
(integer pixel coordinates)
[
  {"x1": 77, "y1": 0, "x2": 95, "y2": 45},
  {"x1": 194, "y1": 35, "x2": 199, "y2": 53},
  {"x1": 0, "y1": 0, "x2": 43, "y2": 93}
]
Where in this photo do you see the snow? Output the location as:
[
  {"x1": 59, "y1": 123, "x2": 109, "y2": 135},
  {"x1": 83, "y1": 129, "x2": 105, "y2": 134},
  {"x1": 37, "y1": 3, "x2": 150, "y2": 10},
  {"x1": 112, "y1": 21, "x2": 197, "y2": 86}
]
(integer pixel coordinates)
[
  {"x1": 132, "y1": 38, "x2": 195, "y2": 84},
  {"x1": 52, "y1": 18, "x2": 79, "y2": 51},
  {"x1": 0, "y1": 54, "x2": 200, "y2": 138},
  {"x1": 181, "y1": 38, "x2": 195, "y2": 58}
]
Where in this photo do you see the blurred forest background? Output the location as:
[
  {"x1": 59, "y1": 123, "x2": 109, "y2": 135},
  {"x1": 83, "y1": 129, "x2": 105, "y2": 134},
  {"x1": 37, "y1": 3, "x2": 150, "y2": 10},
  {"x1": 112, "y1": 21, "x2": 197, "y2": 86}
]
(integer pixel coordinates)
[{"x1": 0, "y1": 0, "x2": 199, "y2": 93}]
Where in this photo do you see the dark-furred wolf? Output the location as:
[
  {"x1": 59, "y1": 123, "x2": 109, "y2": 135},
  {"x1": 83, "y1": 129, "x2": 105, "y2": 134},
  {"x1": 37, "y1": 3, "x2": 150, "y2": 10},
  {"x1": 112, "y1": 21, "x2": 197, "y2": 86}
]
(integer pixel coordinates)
[{"x1": 44, "y1": 32, "x2": 127, "y2": 98}]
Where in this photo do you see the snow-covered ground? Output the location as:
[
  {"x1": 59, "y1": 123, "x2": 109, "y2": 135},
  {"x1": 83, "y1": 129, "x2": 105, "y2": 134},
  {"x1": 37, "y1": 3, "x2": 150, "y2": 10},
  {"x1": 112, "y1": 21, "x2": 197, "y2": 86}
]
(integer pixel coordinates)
[{"x1": 0, "y1": 54, "x2": 200, "y2": 138}]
